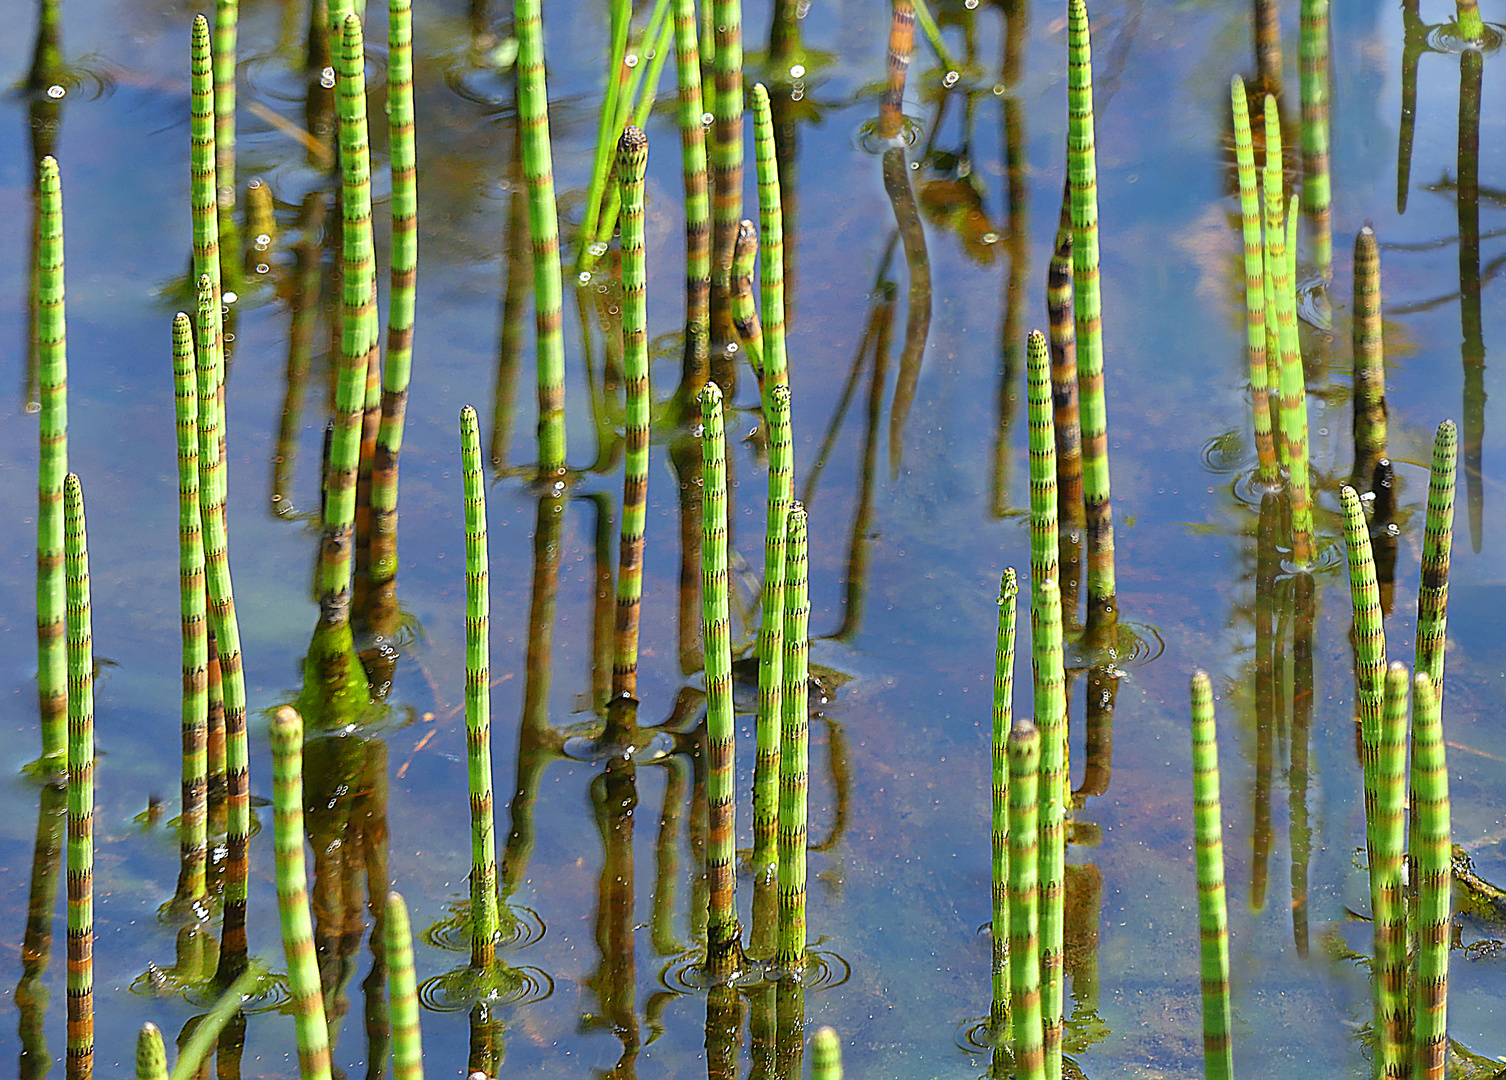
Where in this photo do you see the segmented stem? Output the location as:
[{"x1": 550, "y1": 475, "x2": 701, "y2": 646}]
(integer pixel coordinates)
[
  {"x1": 35, "y1": 155, "x2": 68, "y2": 766},
  {"x1": 755, "y1": 384, "x2": 793, "y2": 926},
  {"x1": 710, "y1": 0, "x2": 744, "y2": 302},
  {"x1": 1008, "y1": 719, "x2": 1045, "y2": 1080},
  {"x1": 214, "y1": 0, "x2": 237, "y2": 216},
  {"x1": 1351, "y1": 227, "x2": 1386, "y2": 488},
  {"x1": 515, "y1": 0, "x2": 567, "y2": 476},
  {"x1": 1299, "y1": 0, "x2": 1331, "y2": 276},
  {"x1": 1028, "y1": 331, "x2": 1060, "y2": 583},
  {"x1": 811, "y1": 1026, "x2": 843, "y2": 1080},
  {"x1": 674, "y1": 0, "x2": 710, "y2": 395},
  {"x1": 190, "y1": 18, "x2": 223, "y2": 335},
  {"x1": 371, "y1": 0, "x2": 418, "y2": 590},
  {"x1": 1263, "y1": 97, "x2": 1313, "y2": 564},
  {"x1": 136, "y1": 1024, "x2": 167, "y2": 1080},
  {"x1": 319, "y1": 14, "x2": 376, "y2": 625},
  {"x1": 64, "y1": 474, "x2": 92, "y2": 1080},
  {"x1": 270, "y1": 707, "x2": 333, "y2": 1080},
  {"x1": 1067, "y1": 0, "x2": 1115, "y2": 630},
  {"x1": 700, "y1": 382, "x2": 743, "y2": 976},
  {"x1": 612, "y1": 127, "x2": 651, "y2": 702},
  {"x1": 385, "y1": 892, "x2": 425, "y2": 1080},
  {"x1": 776, "y1": 503, "x2": 810, "y2": 971},
  {"x1": 461, "y1": 406, "x2": 501, "y2": 970},
  {"x1": 1410, "y1": 672, "x2": 1449, "y2": 1080},
  {"x1": 1231, "y1": 78, "x2": 1275, "y2": 484},
  {"x1": 991, "y1": 569, "x2": 1018, "y2": 1030},
  {"x1": 195, "y1": 277, "x2": 250, "y2": 983},
  {"x1": 1190, "y1": 672, "x2": 1233, "y2": 1080},
  {"x1": 1416, "y1": 422, "x2": 1456, "y2": 697},
  {"x1": 1372, "y1": 663, "x2": 1410, "y2": 1080},
  {"x1": 753, "y1": 83, "x2": 788, "y2": 394},
  {"x1": 172, "y1": 312, "x2": 208, "y2": 905},
  {"x1": 1340, "y1": 482, "x2": 1386, "y2": 801},
  {"x1": 1046, "y1": 192, "x2": 1084, "y2": 531}
]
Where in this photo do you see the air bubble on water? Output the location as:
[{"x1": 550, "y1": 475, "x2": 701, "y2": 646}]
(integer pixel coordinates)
[
  {"x1": 47, "y1": 85, "x2": 66, "y2": 99},
  {"x1": 224, "y1": 291, "x2": 238, "y2": 304},
  {"x1": 790, "y1": 63, "x2": 806, "y2": 79},
  {"x1": 254, "y1": 262, "x2": 270, "y2": 275},
  {"x1": 577, "y1": 271, "x2": 592, "y2": 285},
  {"x1": 942, "y1": 71, "x2": 959, "y2": 87},
  {"x1": 693, "y1": 423, "x2": 706, "y2": 438},
  {"x1": 254, "y1": 233, "x2": 272, "y2": 248},
  {"x1": 321, "y1": 66, "x2": 336, "y2": 88},
  {"x1": 992, "y1": 84, "x2": 1006, "y2": 96},
  {"x1": 625, "y1": 54, "x2": 639, "y2": 68},
  {"x1": 607, "y1": 305, "x2": 620, "y2": 315},
  {"x1": 701, "y1": 111, "x2": 714, "y2": 126},
  {"x1": 981, "y1": 232, "x2": 999, "y2": 245},
  {"x1": 25, "y1": 400, "x2": 41, "y2": 414},
  {"x1": 965, "y1": 0, "x2": 979, "y2": 7},
  {"x1": 588, "y1": 241, "x2": 609, "y2": 258}
]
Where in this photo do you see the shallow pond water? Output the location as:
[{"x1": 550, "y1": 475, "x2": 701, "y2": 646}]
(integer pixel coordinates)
[{"x1": 2, "y1": 0, "x2": 1505, "y2": 1077}]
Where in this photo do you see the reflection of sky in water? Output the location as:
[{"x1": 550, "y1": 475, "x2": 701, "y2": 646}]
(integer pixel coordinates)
[{"x1": 0, "y1": 1, "x2": 1503, "y2": 1077}]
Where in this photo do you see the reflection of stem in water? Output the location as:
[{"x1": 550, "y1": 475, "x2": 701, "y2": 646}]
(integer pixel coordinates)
[
  {"x1": 1351, "y1": 228, "x2": 1387, "y2": 491},
  {"x1": 1068, "y1": 0, "x2": 1116, "y2": 634},
  {"x1": 710, "y1": 0, "x2": 745, "y2": 357},
  {"x1": 358, "y1": 746, "x2": 392, "y2": 1080},
  {"x1": 749, "y1": 984, "x2": 776, "y2": 1080},
  {"x1": 1188, "y1": 673, "x2": 1233, "y2": 1080},
  {"x1": 587, "y1": 762, "x2": 640, "y2": 1075},
  {"x1": 674, "y1": 0, "x2": 711, "y2": 401},
  {"x1": 491, "y1": 121, "x2": 529, "y2": 471},
  {"x1": 1061, "y1": 863, "x2": 1106, "y2": 1056},
  {"x1": 1458, "y1": 48, "x2": 1485, "y2": 555},
  {"x1": 1416, "y1": 422, "x2": 1457, "y2": 699},
  {"x1": 991, "y1": 571, "x2": 1018, "y2": 1038},
  {"x1": 17, "y1": 783, "x2": 65, "y2": 1080},
  {"x1": 35, "y1": 155, "x2": 68, "y2": 768},
  {"x1": 467, "y1": 1003, "x2": 504, "y2": 1078},
  {"x1": 461, "y1": 408, "x2": 503, "y2": 969},
  {"x1": 586, "y1": 494, "x2": 615, "y2": 714},
  {"x1": 992, "y1": 4, "x2": 1028, "y2": 520},
  {"x1": 1252, "y1": 0, "x2": 1282, "y2": 94},
  {"x1": 1289, "y1": 570, "x2": 1313, "y2": 958},
  {"x1": 1253, "y1": 492, "x2": 1279, "y2": 909},
  {"x1": 705, "y1": 985, "x2": 744, "y2": 1080},
  {"x1": 775, "y1": 982, "x2": 805, "y2": 1080},
  {"x1": 731, "y1": 222, "x2": 765, "y2": 375},
  {"x1": 882, "y1": 143, "x2": 932, "y2": 478},
  {"x1": 700, "y1": 384, "x2": 745, "y2": 977},
  {"x1": 1371, "y1": 459, "x2": 1398, "y2": 616},
  {"x1": 671, "y1": 435, "x2": 705, "y2": 675},
  {"x1": 1075, "y1": 662, "x2": 1115, "y2": 801},
  {"x1": 1396, "y1": 0, "x2": 1425, "y2": 215},
  {"x1": 652, "y1": 755, "x2": 689, "y2": 955},
  {"x1": 272, "y1": 193, "x2": 329, "y2": 517},
  {"x1": 172, "y1": 313, "x2": 210, "y2": 906},
  {"x1": 1252, "y1": 582, "x2": 1274, "y2": 912},
  {"x1": 1298, "y1": 0, "x2": 1331, "y2": 279}
]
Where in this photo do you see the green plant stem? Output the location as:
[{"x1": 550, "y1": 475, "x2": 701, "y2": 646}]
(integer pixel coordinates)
[
  {"x1": 137, "y1": 1025, "x2": 167, "y2": 1080},
  {"x1": 1410, "y1": 672, "x2": 1449, "y2": 1080},
  {"x1": 776, "y1": 502, "x2": 810, "y2": 971},
  {"x1": 515, "y1": 0, "x2": 568, "y2": 477},
  {"x1": 579, "y1": 0, "x2": 633, "y2": 263},
  {"x1": 1416, "y1": 422, "x2": 1456, "y2": 697},
  {"x1": 991, "y1": 568, "x2": 1018, "y2": 1037},
  {"x1": 1454, "y1": 0, "x2": 1486, "y2": 45},
  {"x1": 35, "y1": 155, "x2": 68, "y2": 769},
  {"x1": 911, "y1": 0, "x2": 962, "y2": 73},
  {"x1": 64, "y1": 473, "x2": 92, "y2": 1080},
  {"x1": 214, "y1": 0, "x2": 237, "y2": 220},
  {"x1": 700, "y1": 381, "x2": 743, "y2": 978},
  {"x1": 270, "y1": 707, "x2": 333, "y2": 1080},
  {"x1": 612, "y1": 127, "x2": 651, "y2": 705},
  {"x1": 1373, "y1": 664, "x2": 1410, "y2": 1080},
  {"x1": 1046, "y1": 190, "x2": 1085, "y2": 535},
  {"x1": 1231, "y1": 78, "x2": 1275, "y2": 486},
  {"x1": 811, "y1": 1026, "x2": 843, "y2": 1080},
  {"x1": 384, "y1": 892, "x2": 424, "y2": 1080},
  {"x1": 1008, "y1": 718, "x2": 1045, "y2": 1080},
  {"x1": 1067, "y1": 0, "x2": 1116, "y2": 634},
  {"x1": 165, "y1": 965, "x2": 263, "y2": 1080},
  {"x1": 171, "y1": 312, "x2": 208, "y2": 906},
  {"x1": 460, "y1": 406, "x2": 501, "y2": 970},
  {"x1": 1189, "y1": 671, "x2": 1233, "y2": 1080},
  {"x1": 1299, "y1": 0, "x2": 1331, "y2": 278},
  {"x1": 710, "y1": 0, "x2": 744, "y2": 306}
]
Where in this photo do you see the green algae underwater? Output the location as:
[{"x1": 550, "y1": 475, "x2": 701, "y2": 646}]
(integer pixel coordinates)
[{"x1": 3, "y1": 0, "x2": 1506, "y2": 1078}]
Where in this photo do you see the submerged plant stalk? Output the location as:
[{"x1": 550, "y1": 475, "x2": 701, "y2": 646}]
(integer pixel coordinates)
[
  {"x1": 461, "y1": 406, "x2": 502, "y2": 970},
  {"x1": 1189, "y1": 671, "x2": 1233, "y2": 1080},
  {"x1": 776, "y1": 503, "x2": 810, "y2": 971},
  {"x1": 64, "y1": 474, "x2": 92, "y2": 1080},
  {"x1": 36, "y1": 155, "x2": 68, "y2": 768},
  {"x1": 270, "y1": 707, "x2": 333, "y2": 1080}
]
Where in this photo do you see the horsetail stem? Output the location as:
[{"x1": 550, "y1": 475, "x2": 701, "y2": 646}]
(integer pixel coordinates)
[
  {"x1": 515, "y1": 0, "x2": 567, "y2": 477},
  {"x1": 1340, "y1": 482, "x2": 1386, "y2": 780},
  {"x1": 1028, "y1": 330, "x2": 1060, "y2": 582},
  {"x1": 195, "y1": 277, "x2": 250, "y2": 984},
  {"x1": 213, "y1": 0, "x2": 237, "y2": 219},
  {"x1": 371, "y1": 0, "x2": 418, "y2": 592},
  {"x1": 137, "y1": 1024, "x2": 167, "y2": 1080},
  {"x1": 164, "y1": 964, "x2": 262, "y2": 1080},
  {"x1": 774, "y1": 504, "x2": 811, "y2": 972},
  {"x1": 700, "y1": 381, "x2": 743, "y2": 977},
  {"x1": 318, "y1": 13, "x2": 376, "y2": 627},
  {"x1": 1067, "y1": 0, "x2": 1115, "y2": 633},
  {"x1": 991, "y1": 569, "x2": 1018, "y2": 1033},
  {"x1": 1189, "y1": 671, "x2": 1234, "y2": 1080},
  {"x1": 1454, "y1": 0, "x2": 1486, "y2": 40},
  {"x1": 64, "y1": 474, "x2": 93, "y2": 1080},
  {"x1": 1299, "y1": 0, "x2": 1331, "y2": 278},
  {"x1": 755, "y1": 384, "x2": 794, "y2": 947},
  {"x1": 1231, "y1": 77, "x2": 1276, "y2": 485},
  {"x1": 811, "y1": 1026, "x2": 843, "y2": 1080},
  {"x1": 1351, "y1": 228, "x2": 1387, "y2": 489},
  {"x1": 611, "y1": 126, "x2": 651, "y2": 705},
  {"x1": 1047, "y1": 189, "x2": 1085, "y2": 533},
  {"x1": 579, "y1": 0, "x2": 634, "y2": 264},
  {"x1": 171, "y1": 313, "x2": 208, "y2": 906},
  {"x1": 1263, "y1": 97, "x2": 1314, "y2": 565},
  {"x1": 1416, "y1": 422, "x2": 1456, "y2": 697},
  {"x1": 753, "y1": 83, "x2": 789, "y2": 395},
  {"x1": 879, "y1": 0, "x2": 913, "y2": 140},
  {"x1": 35, "y1": 155, "x2": 68, "y2": 767},
  {"x1": 673, "y1": 0, "x2": 710, "y2": 397},
  {"x1": 1008, "y1": 718, "x2": 1045, "y2": 1080},
  {"x1": 460, "y1": 406, "x2": 501, "y2": 971},
  {"x1": 731, "y1": 220, "x2": 764, "y2": 377},
  {"x1": 710, "y1": 0, "x2": 744, "y2": 306},
  {"x1": 384, "y1": 892, "x2": 424, "y2": 1080},
  {"x1": 270, "y1": 707, "x2": 333, "y2": 1080},
  {"x1": 1372, "y1": 663, "x2": 1410, "y2": 1080},
  {"x1": 190, "y1": 17, "x2": 223, "y2": 335},
  {"x1": 1409, "y1": 672, "x2": 1449, "y2": 1080}
]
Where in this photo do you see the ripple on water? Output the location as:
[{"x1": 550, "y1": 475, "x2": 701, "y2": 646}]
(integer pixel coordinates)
[
  {"x1": 27, "y1": 58, "x2": 117, "y2": 103},
  {"x1": 423, "y1": 901, "x2": 547, "y2": 953},
  {"x1": 1296, "y1": 274, "x2": 1332, "y2": 331},
  {"x1": 416, "y1": 963, "x2": 553, "y2": 1012},
  {"x1": 1425, "y1": 21, "x2": 1505, "y2": 54}
]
